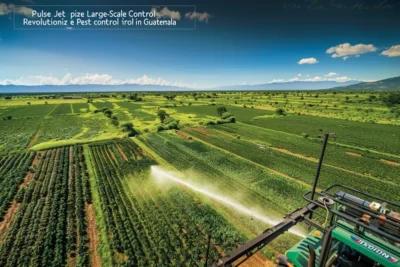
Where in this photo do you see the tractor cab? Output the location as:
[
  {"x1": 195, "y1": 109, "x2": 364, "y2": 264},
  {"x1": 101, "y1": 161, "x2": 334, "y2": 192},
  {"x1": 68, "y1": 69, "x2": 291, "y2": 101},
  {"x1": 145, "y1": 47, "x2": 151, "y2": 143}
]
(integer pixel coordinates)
[{"x1": 285, "y1": 185, "x2": 400, "y2": 267}]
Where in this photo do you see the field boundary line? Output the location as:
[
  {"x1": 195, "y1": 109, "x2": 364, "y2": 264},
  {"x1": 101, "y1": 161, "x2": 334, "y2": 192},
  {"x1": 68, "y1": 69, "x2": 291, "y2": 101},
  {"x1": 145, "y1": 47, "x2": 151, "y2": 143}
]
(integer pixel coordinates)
[
  {"x1": 132, "y1": 136, "x2": 179, "y2": 170},
  {"x1": 45, "y1": 104, "x2": 59, "y2": 117},
  {"x1": 26, "y1": 130, "x2": 40, "y2": 151},
  {"x1": 83, "y1": 145, "x2": 113, "y2": 267},
  {"x1": 213, "y1": 129, "x2": 397, "y2": 186},
  {"x1": 238, "y1": 122, "x2": 400, "y2": 160},
  {"x1": 185, "y1": 132, "x2": 315, "y2": 190}
]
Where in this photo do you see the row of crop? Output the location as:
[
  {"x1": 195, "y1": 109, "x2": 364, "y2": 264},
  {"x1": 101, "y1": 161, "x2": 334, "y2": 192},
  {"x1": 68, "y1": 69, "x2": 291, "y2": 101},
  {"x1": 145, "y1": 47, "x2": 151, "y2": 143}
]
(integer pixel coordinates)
[
  {"x1": 90, "y1": 144, "x2": 152, "y2": 265},
  {"x1": 183, "y1": 127, "x2": 400, "y2": 203},
  {"x1": 214, "y1": 123, "x2": 400, "y2": 183},
  {"x1": 117, "y1": 138, "x2": 143, "y2": 160},
  {"x1": 137, "y1": 135, "x2": 297, "y2": 261},
  {"x1": 244, "y1": 115, "x2": 400, "y2": 156},
  {"x1": 139, "y1": 133, "x2": 307, "y2": 212},
  {"x1": 88, "y1": 140, "x2": 248, "y2": 265},
  {"x1": 50, "y1": 104, "x2": 73, "y2": 116},
  {"x1": 0, "y1": 152, "x2": 35, "y2": 220},
  {"x1": 0, "y1": 145, "x2": 92, "y2": 267},
  {"x1": 0, "y1": 118, "x2": 41, "y2": 154},
  {"x1": 1, "y1": 105, "x2": 55, "y2": 118}
]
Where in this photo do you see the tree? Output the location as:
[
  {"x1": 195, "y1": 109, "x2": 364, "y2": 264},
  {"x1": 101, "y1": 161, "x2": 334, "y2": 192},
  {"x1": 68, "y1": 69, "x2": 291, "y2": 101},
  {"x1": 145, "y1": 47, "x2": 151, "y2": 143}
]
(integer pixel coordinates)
[
  {"x1": 157, "y1": 110, "x2": 168, "y2": 123},
  {"x1": 44, "y1": 101, "x2": 48, "y2": 105},
  {"x1": 382, "y1": 93, "x2": 400, "y2": 107},
  {"x1": 368, "y1": 95, "x2": 377, "y2": 102},
  {"x1": 104, "y1": 110, "x2": 113, "y2": 118},
  {"x1": 217, "y1": 106, "x2": 227, "y2": 116},
  {"x1": 111, "y1": 118, "x2": 119, "y2": 126},
  {"x1": 27, "y1": 102, "x2": 31, "y2": 106},
  {"x1": 121, "y1": 94, "x2": 127, "y2": 98},
  {"x1": 275, "y1": 108, "x2": 285, "y2": 116}
]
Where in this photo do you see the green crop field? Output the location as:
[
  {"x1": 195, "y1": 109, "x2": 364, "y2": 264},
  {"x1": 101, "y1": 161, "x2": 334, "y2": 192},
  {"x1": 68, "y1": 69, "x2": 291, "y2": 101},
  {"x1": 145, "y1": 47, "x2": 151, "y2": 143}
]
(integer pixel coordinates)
[{"x1": 0, "y1": 90, "x2": 399, "y2": 266}]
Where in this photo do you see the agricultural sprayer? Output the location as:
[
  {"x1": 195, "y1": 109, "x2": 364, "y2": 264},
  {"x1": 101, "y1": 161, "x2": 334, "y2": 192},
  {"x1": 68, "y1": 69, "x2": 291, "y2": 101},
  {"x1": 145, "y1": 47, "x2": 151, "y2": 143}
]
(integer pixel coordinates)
[{"x1": 212, "y1": 134, "x2": 400, "y2": 267}]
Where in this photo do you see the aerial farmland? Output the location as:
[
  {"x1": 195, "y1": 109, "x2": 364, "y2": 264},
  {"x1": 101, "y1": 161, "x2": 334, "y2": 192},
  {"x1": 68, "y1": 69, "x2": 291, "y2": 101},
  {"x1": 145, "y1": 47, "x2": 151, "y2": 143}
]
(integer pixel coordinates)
[{"x1": 0, "y1": 90, "x2": 399, "y2": 266}]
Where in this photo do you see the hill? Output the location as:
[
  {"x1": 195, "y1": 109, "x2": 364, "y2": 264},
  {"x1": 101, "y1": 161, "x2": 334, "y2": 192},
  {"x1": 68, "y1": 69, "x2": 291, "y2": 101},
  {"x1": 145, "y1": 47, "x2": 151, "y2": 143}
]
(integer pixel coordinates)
[
  {"x1": 0, "y1": 81, "x2": 362, "y2": 93},
  {"x1": 211, "y1": 81, "x2": 360, "y2": 91},
  {"x1": 333, "y1": 76, "x2": 400, "y2": 91}
]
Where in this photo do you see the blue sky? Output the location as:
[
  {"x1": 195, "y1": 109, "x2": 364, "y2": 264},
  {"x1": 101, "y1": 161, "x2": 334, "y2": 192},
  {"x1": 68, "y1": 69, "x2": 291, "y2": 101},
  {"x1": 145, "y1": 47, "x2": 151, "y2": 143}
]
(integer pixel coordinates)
[{"x1": 0, "y1": 0, "x2": 399, "y2": 88}]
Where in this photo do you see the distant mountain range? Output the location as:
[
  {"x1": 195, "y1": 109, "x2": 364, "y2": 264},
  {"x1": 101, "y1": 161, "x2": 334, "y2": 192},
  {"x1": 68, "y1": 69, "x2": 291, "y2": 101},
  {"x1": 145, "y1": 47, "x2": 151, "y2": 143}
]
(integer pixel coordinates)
[
  {"x1": 0, "y1": 77, "x2": 399, "y2": 93},
  {"x1": 330, "y1": 76, "x2": 400, "y2": 91},
  {"x1": 211, "y1": 81, "x2": 360, "y2": 91},
  {"x1": 0, "y1": 84, "x2": 193, "y2": 93}
]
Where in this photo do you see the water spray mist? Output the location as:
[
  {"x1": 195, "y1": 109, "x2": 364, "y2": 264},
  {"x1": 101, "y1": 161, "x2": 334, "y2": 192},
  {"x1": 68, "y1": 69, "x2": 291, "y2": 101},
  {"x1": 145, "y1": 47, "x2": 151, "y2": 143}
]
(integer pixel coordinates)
[{"x1": 151, "y1": 166, "x2": 306, "y2": 237}]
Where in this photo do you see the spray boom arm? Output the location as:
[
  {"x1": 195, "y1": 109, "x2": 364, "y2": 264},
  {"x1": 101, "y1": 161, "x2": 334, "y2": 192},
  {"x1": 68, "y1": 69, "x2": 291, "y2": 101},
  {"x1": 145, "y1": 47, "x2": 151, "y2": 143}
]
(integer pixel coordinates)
[{"x1": 211, "y1": 203, "x2": 318, "y2": 266}]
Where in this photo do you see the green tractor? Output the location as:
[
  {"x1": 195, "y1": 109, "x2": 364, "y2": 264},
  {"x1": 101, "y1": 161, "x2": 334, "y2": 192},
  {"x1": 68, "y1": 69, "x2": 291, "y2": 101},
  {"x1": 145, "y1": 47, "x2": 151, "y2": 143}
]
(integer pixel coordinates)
[{"x1": 212, "y1": 134, "x2": 400, "y2": 267}]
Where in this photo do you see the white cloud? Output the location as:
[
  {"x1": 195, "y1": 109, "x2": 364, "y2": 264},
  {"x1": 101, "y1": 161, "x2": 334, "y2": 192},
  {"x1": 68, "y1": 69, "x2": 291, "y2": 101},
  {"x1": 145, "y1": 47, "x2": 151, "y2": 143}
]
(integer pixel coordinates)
[
  {"x1": 326, "y1": 43, "x2": 377, "y2": 60},
  {"x1": 381, "y1": 45, "x2": 400, "y2": 57},
  {"x1": 264, "y1": 74, "x2": 354, "y2": 84},
  {"x1": 298, "y1": 57, "x2": 319, "y2": 65},
  {"x1": 297, "y1": 73, "x2": 302, "y2": 77},
  {"x1": 0, "y1": 3, "x2": 33, "y2": 16},
  {"x1": 185, "y1": 11, "x2": 212, "y2": 23},
  {"x1": 325, "y1": 72, "x2": 338, "y2": 77},
  {"x1": 151, "y1": 7, "x2": 181, "y2": 20},
  {"x1": 0, "y1": 73, "x2": 205, "y2": 88}
]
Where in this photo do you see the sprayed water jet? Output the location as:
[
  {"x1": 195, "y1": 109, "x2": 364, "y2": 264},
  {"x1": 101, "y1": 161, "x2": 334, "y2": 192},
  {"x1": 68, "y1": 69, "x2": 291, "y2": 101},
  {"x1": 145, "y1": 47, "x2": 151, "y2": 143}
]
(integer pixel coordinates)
[{"x1": 151, "y1": 166, "x2": 306, "y2": 237}]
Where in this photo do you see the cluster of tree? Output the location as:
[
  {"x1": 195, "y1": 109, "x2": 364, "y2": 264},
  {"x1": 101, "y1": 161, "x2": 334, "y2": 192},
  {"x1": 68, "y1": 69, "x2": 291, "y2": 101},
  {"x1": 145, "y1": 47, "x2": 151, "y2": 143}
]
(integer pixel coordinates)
[
  {"x1": 382, "y1": 92, "x2": 400, "y2": 107},
  {"x1": 216, "y1": 106, "x2": 236, "y2": 123},
  {"x1": 127, "y1": 93, "x2": 143, "y2": 102},
  {"x1": 156, "y1": 110, "x2": 179, "y2": 131},
  {"x1": 2, "y1": 116, "x2": 12, "y2": 120},
  {"x1": 120, "y1": 122, "x2": 138, "y2": 137},
  {"x1": 164, "y1": 94, "x2": 177, "y2": 101},
  {"x1": 94, "y1": 108, "x2": 119, "y2": 126}
]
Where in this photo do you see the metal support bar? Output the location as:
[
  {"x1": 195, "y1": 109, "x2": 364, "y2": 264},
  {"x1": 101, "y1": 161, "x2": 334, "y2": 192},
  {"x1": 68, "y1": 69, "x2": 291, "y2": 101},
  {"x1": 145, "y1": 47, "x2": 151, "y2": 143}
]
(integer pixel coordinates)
[
  {"x1": 318, "y1": 226, "x2": 334, "y2": 266},
  {"x1": 211, "y1": 203, "x2": 317, "y2": 267},
  {"x1": 310, "y1": 133, "x2": 329, "y2": 219}
]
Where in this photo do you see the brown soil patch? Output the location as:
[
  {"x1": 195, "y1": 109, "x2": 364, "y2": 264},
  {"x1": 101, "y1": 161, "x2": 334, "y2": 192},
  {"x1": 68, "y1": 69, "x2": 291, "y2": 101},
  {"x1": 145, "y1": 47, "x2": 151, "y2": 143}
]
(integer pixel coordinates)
[
  {"x1": 0, "y1": 201, "x2": 21, "y2": 240},
  {"x1": 140, "y1": 148, "x2": 161, "y2": 165},
  {"x1": 235, "y1": 252, "x2": 273, "y2": 267},
  {"x1": 273, "y1": 147, "x2": 318, "y2": 163},
  {"x1": 86, "y1": 204, "x2": 101, "y2": 267},
  {"x1": 176, "y1": 130, "x2": 188, "y2": 140},
  {"x1": 66, "y1": 256, "x2": 77, "y2": 267},
  {"x1": 26, "y1": 131, "x2": 40, "y2": 151},
  {"x1": 188, "y1": 127, "x2": 211, "y2": 136},
  {"x1": 115, "y1": 252, "x2": 128, "y2": 263},
  {"x1": 109, "y1": 151, "x2": 117, "y2": 161},
  {"x1": 19, "y1": 153, "x2": 40, "y2": 188},
  {"x1": 380, "y1": 159, "x2": 400, "y2": 166},
  {"x1": 346, "y1": 152, "x2": 362, "y2": 157},
  {"x1": 116, "y1": 144, "x2": 128, "y2": 161}
]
